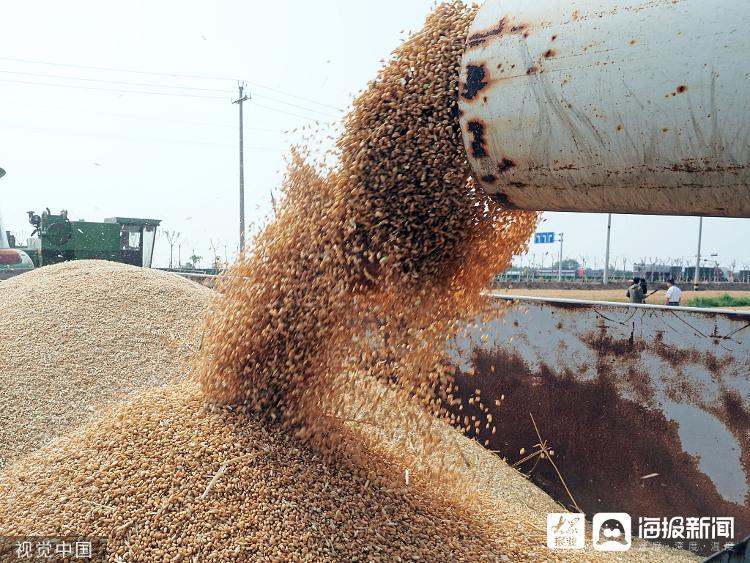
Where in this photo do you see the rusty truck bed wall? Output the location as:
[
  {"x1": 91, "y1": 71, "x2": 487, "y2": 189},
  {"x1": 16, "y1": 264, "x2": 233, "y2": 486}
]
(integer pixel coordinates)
[{"x1": 447, "y1": 295, "x2": 750, "y2": 546}]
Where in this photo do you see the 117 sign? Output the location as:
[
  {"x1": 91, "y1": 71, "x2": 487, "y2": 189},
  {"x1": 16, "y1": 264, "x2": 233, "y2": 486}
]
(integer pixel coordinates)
[{"x1": 535, "y1": 232, "x2": 556, "y2": 244}]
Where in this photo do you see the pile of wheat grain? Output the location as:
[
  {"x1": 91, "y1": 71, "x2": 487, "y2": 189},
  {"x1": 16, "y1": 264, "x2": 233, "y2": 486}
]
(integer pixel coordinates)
[
  {"x1": 0, "y1": 383, "x2": 524, "y2": 561},
  {"x1": 0, "y1": 380, "x2": 694, "y2": 562},
  {"x1": 0, "y1": 260, "x2": 211, "y2": 469}
]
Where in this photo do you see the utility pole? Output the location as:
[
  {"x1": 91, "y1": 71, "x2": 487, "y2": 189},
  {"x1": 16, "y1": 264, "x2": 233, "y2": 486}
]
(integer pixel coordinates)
[
  {"x1": 603, "y1": 213, "x2": 612, "y2": 285},
  {"x1": 557, "y1": 232, "x2": 564, "y2": 282},
  {"x1": 233, "y1": 83, "x2": 250, "y2": 255},
  {"x1": 694, "y1": 216, "x2": 703, "y2": 290}
]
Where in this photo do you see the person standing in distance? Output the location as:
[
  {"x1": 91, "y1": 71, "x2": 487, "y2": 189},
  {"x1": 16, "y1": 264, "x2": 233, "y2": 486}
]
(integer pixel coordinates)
[
  {"x1": 665, "y1": 278, "x2": 682, "y2": 306},
  {"x1": 627, "y1": 277, "x2": 644, "y2": 304}
]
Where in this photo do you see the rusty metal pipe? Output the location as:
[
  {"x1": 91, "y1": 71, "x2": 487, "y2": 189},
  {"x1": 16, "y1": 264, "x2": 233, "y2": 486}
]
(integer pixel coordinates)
[{"x1": 459, "y1": 0, "x2": 750, "y2": 217}]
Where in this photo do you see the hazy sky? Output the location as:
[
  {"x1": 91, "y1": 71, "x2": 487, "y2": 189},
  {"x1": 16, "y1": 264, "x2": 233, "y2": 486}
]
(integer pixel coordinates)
[{"x1": 0, "y1": 1, "x2": 747, "y2": 270}]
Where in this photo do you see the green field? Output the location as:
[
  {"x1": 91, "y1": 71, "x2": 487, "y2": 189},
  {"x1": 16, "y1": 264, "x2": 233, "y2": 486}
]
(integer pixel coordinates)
[{"x1": 685, "y1": 293, "x2": 750, "y2": 308}]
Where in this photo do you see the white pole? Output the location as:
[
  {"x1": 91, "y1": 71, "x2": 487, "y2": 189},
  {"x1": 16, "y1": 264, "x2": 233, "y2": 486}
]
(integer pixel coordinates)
[
  {"x1": 0, "y1": 168, "x2": 8, "y2": 249},
  {"x1": 694, "y1": 217, "x2": 703, "y2": 290},
  {"x1": 233, "y1": 84, "x2": 250, "y2": 254},
  {"x1": 603, "y1": 214, "x2": 612, "y2": 285},
  {"x1": 558, "y1": 233, "x2": 564, "y2": 282}
]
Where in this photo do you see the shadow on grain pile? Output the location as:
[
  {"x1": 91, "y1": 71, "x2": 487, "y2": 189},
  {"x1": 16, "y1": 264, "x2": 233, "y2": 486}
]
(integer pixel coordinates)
[{"x1": 0, "y1": 3, "x2": 696, "y2": 561}]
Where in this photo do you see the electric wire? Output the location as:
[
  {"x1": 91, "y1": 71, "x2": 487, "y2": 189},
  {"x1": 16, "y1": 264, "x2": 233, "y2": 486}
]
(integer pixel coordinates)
[
  {"x1": 0, "y1": 68, "x2": 235, "y2": 93},
  {"x1": 0, "y1": 56, "x2": 343, "y2": 111}
]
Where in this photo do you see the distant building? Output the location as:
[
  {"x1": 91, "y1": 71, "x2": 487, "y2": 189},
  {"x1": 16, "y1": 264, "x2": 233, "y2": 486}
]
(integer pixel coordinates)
[{"x1": 633, "y1": 263, "x2": 682, "y2": 282}]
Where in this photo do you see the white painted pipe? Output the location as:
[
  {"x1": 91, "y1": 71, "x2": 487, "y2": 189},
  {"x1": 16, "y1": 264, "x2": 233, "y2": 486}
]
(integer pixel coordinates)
[{"x1": 459, "y1": 0, "x2": 750, "y2": 217}]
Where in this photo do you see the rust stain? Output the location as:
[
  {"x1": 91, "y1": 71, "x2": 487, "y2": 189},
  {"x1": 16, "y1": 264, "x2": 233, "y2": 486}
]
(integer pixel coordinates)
[
  {"x1": 526, "y1": 66, "x2": 539, "y2": 75},
  {"x1": 444, "y1": 347, "x2": 750, "y2": 556},
  {"x1": 722, "y1": 391, "x2": 750, "y2": 427},
  {"x1": 535, "y1": 299, "x2": 591, "y2": 312},
  {"x1": 583, "y1": 331, "x2": 643, "y2": 357},
  {"x1": 461, "y1": 64, "x2": 490, "y2": 101},
  {"x1": 466, "y1": 120, "x2": 488, "y2": 158},
  {"x1": 667, "y1": 85, "x2": 689, "y2": 97},
  {"x1": 466, "y1": 18, "x2": 532, "y2": 49},
  {"x1": 654, "y1": 342, "x2": 733, "y2": 373},
  {"x1": 669, "y1": 160, "x2": 749, "y2": 174},
  {"x1": 489, "y1": 192, "x2": 515, "y2": 208},
  {"x1": 466, "y1": 17, "x2": 508, "y2": 49},
  {"x1": 498, "y1": 158, "x2": 516, "y2": 173},
  {"x1": 480, "y1": 174, "x2": 498, "y2": 184},
  {"x1": 543, "y1": 49, "x2": 556, "y2": 59},
  {"x1": 625, "y1": 365, "x2": 655, "y2": 403},
  {"x1": 551, "y1": 34, "x2": 558, "y2": 41},
  {"x1": 707, "y1": 389, "x2": 750, "y2": 516}
]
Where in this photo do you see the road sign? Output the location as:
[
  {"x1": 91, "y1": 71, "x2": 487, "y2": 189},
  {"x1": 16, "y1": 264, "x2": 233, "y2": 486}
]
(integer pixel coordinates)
[{"x1": 535, "y1": 232, "x2": 556, "y2": 244}]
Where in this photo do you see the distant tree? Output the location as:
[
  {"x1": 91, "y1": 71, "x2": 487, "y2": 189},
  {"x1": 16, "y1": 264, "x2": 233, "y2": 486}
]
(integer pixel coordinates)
[
  {"x1": 14, "y1": 227, "x2": 30, "y2": 246},
  {"x1": 164, "y1": 230, "x2": 181, "y2": 269},
  {"x1": 551, "y1": 258, "x2": 580, "y2": 270},
  {"x1": 189, "y1": 254, "x2": 202, "y2": 269},
  {"x1": 209, "y1": 238, "x2": 220, "y2": 272}
]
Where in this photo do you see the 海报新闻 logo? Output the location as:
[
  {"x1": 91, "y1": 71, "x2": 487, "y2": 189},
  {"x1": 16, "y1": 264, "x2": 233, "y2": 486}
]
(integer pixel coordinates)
[{"x1": 593, "y1": 513, "x2": 632, "y2": 551}]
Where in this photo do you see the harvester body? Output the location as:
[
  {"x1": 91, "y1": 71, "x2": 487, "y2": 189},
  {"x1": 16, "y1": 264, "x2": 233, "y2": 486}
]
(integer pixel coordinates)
[{"x1": 18, "y1": 211, "x2": 160, "y2": 269}]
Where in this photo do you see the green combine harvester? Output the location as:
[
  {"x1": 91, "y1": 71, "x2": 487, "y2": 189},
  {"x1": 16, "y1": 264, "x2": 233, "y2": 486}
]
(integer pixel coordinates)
[
  {"x1": 17, "y1": 209, "x2": 161, "y2": 268},
  {"x1": 1, "y1": 164, "x2": 161, "y2": 279}
]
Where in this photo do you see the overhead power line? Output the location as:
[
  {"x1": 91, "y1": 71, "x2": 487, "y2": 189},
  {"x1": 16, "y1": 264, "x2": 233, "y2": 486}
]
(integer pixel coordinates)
[
  {"x1": 0, "y1": 68, "x2": 235, "y2": 93},
  {"x1": 251, "y1": 92, "x2": 341, "y2": 118},
  {"x1": 252, "y1": 102, "x2": 335, "y2": 122},
  {"x1": 0, "y1": 77, "x2": 228, "y2": 99},
  {"x1": 242, "y1": 80, "x2": 342, "y2": 112},
  {"x1": 0, "y1": 77, "x2": 340, "y2": 123},
  {"x1": 0, "y1": 68, "x2": 339, "y2": 117},
  {"x1": 0, "y1": 56, "x2": 239, "y2": 82},
  {"x1": 0, "y1": 56, "x2": 343, "y2": 111}
]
